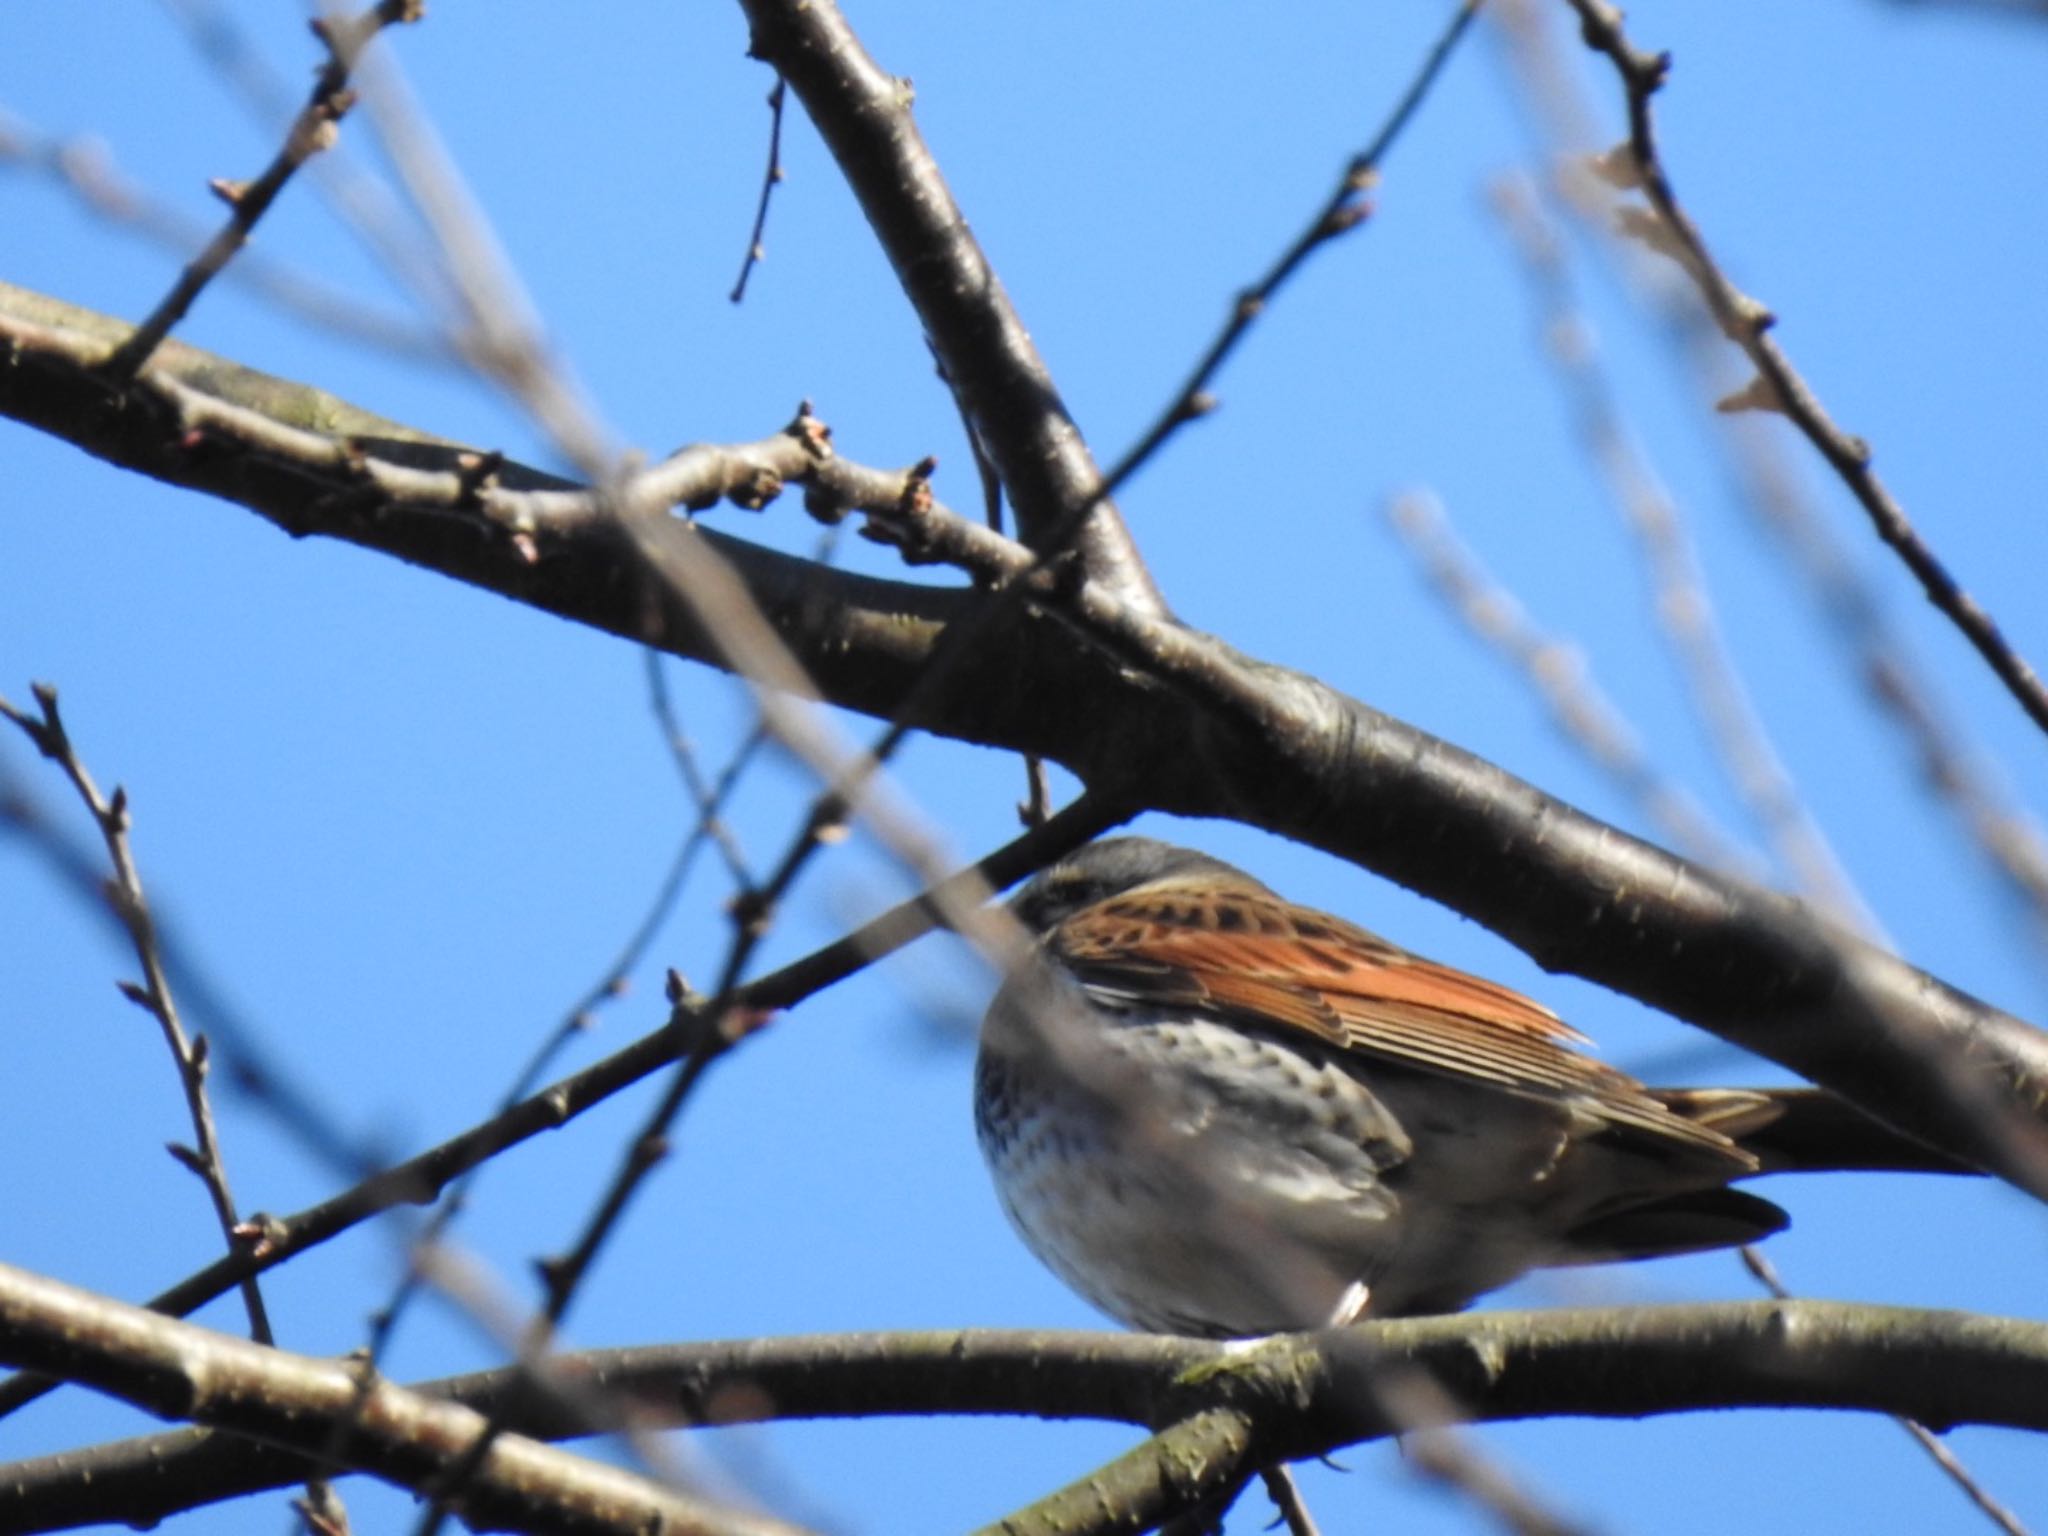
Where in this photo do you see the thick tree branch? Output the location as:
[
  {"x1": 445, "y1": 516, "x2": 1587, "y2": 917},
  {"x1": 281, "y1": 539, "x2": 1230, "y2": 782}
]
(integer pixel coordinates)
[
  {"x1": 7, "y1": 1302, "x2": 2046, "y2": 1532},
  {"x1": 0, "y1": 1262, "x2": 805, "y2": 1536},
  {"x1": 4, "y1": 283, "x2": 2047, "y2": 1196},
  {"x1": 736, "y1": 0, "x2": 1162, "y2": 611},
  {"x1": 981, "y1": 1407, "x2": 1261, "y2": 1536}
]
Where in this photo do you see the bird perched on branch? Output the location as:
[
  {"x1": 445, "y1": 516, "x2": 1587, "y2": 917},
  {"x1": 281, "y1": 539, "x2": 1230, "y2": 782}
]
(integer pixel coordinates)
[{"x1": 975, "y1": 837, "x2": 1958, "y2": 1337}]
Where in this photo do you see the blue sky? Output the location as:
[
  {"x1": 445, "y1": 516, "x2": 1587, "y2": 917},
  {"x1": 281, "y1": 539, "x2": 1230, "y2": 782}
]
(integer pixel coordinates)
[{"x1": 3, "y1": 2, "x2": 2046, "y2": 1531}]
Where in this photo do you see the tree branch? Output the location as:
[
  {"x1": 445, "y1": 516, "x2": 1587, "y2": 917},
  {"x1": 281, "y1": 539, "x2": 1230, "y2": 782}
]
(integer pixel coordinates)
[
  {"x1": 0, "y1": 790, "x2": 1127, "y2": 1422},
  {"x1": 4, "y1": 281, "x2": 2047, "y2": 1196},
  {"x1": 99, "y1": 1, "x2": 422, "y2": 382},
  {"x1": 979, "y1": 1407, "x2": 1260, "y2": 1536},
  {"x1": 1562, "y1": 0, "x2": 2048, "y2": 744},
  {"x1": 736, "y1": 0, "x2": 1162, "y2": 611},
  {"x1": 0, "y1": 1262, "x2": 806, "y2": 1536},
  {"x1": 7, "y1": 1301, "x2": 2045, "y2": 1532}
]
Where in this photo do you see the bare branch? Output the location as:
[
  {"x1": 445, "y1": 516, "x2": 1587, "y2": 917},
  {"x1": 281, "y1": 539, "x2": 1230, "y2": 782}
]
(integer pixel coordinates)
[
  {"x1": 10, "y1": 1302, "x2": 2048, "y2": 1531},
  {"x1": 4, "y1": 281, "x2": 2047, "y2": 1195},
  {"x1": 0, "y1": 108, "x2": 439, "y2": 359},
  {"x1": 738, "y1": 0, "x2": 1160, "y2": 608},
  {"x1": 99, "y1": 2, "x2": 421, "y2": 382},
  {"x1": 0, "y1": 792, "x2": 1126, "y2": 1421},
  {"x1": 0, "y1": 1261, "x2": 805, "y2": 1536},
  {"x1": 728, "y1": 77, "x2": 788, "y2": 304},
  {"x1": 0, "y1": 687, "x2": 273, "y2": 1345},
  {"x1": 1560, "y1": 0, "x2": 2048, "y2": 743},
  {"x1": 1385, "y1": 490, "x2": 1755, "y2": 873},
  {"x1": 1103, "y1": 0, "x2": 1485, "y2": 499}
]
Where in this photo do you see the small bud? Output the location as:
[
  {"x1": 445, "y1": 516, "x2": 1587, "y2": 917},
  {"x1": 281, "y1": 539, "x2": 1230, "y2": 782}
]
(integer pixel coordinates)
[
  {"x1": 1715, "y1": 375, "x2": 1784, "y2": 416},
  {"x1": 1586, "y1": 144, "x2": 1643, "y2": 191},
  {"x1": 231, "y1": 1213, "x2": 285, "y2": 1256},
  {"x1": 725, "y1": 466, "x2": 783, "y2": 512}
]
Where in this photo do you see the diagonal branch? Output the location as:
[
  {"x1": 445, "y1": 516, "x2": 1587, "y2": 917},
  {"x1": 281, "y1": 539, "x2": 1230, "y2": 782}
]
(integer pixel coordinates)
[
  {"x1": 1103, "y1": 0, "x2": 1485, "y2": 500},
  {"x1": 4, "y1": 283, "x2": 2048, "y2": 1196},
  {"x1": 1560, "y1": 0, "x2": 2048, "y2": 744},
  {"x1": 981, "y1": 1407, "x2": 1261, "y2": 1536},
  {"x1": 0, "y1": 688, "x2": 272, "y2": 1345},
  {"x1": 0, "y1": 1262, "x2": 807, "y2": 1536},
  {"x1": 99, "y1": 1, "x2": 422, "y2": 382},
  {"x1": 0, "y1": 792, "x2": 1127, "y2": 1422},
  {"x1": 737, "y1": 0, "x2": 1161, "y2": 611}
]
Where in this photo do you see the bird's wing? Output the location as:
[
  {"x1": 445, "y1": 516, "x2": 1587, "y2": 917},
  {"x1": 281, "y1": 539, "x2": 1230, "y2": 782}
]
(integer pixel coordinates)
[{"x1": 1051, "y1": 874, "x2": 1759, "y2": 1163}]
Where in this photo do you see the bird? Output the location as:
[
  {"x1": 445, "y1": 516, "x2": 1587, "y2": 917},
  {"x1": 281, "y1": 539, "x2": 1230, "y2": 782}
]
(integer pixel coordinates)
[{"x1": 974, "y1": 836, "x2": 1961, "y2": 1338}]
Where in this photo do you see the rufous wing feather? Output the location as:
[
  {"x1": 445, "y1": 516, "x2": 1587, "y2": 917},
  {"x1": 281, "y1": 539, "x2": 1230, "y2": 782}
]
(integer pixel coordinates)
[{"x1": 1052, "y1": 873, "x2": 1755, "y2": 1163}]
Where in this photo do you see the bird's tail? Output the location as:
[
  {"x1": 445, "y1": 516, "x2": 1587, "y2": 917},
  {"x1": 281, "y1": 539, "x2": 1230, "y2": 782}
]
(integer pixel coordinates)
[{"x1": 1651, "y1": 1086, "x2": 1977, "y2": 1176}]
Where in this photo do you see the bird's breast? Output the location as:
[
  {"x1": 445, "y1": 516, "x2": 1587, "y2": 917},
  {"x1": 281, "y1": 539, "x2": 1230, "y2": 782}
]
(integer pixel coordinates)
[{"x1": 974, "y1": 998, "x2": 1412, "y2": 1336}]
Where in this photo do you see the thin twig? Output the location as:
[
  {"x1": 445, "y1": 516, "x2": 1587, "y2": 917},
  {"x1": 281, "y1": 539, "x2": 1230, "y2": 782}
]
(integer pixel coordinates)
[
  {"x1": 156, "y1": 0, "x2": 464, "y2": 329},
  {"x1": 409, "y1": 784, "x2": 1128, "y2": 1534},
  {"x1": 1385, "y1": 491, "x2": 1754, "y2": 873},
  {"x1": 1099, "y1": 0, "x2": 1486, "y2": 500},
  {"x1": 1485, "y1": 174, "x2": 1881, "y2": 936},
  {"x1": 1261, "y1": 1466, "x2": 1325, "y2": 1536},
  {"x1": 931, "y1": 338, "x2": 1051, "y2": 826},
  {"x1": 0, "y1": 687, "x2": 345, "y2": 1527},
  {"x1": 0, "y1": 686, "x2": 271, "y2": 1343},
  {"x1": 100, "y1": 1, "x2": 421, "y2": 381},
  {"x1": 1495, "y1": 0, "x2": 2048, "y2": 954},
  {"x1": 1893, "y1": 1422, "x2": 2035, "y2": 1536},
  {"x1": 646, "y1": 651, "x2": 762, "y2": 892},
  {"x1": 1736, "y1": 437, "x2": 2048, "y2": 936},
  {"x1": 1561, "y1": 0, "x2": 2048, "y2": 743},
  {"x1": 1740, "y1": 1249, "x2": 2032, "y2": 1536},
  {"x1": 0, "y1": 729, "x2": 378, "y2": 1179},
  {"x1": 729, "y1": 77, "x2": 788, "y2": 304},
  {"x1": 0, "y1": 109, "x2": 439, "y2": 359}
]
